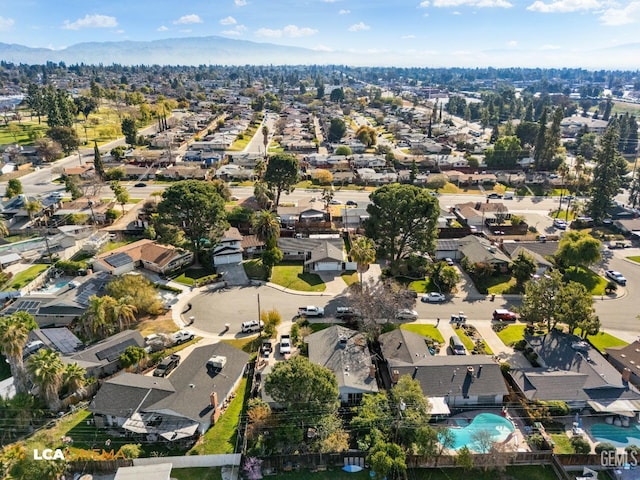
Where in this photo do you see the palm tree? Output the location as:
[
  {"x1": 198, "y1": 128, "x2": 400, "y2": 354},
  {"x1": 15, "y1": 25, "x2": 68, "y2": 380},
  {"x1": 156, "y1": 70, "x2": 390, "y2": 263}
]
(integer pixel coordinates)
[
  {"x1": 111, "y1": 296, "x2": 137, "y2": 332},
  {"x1": 0, "y1": 217, "x2": 8, "y2": 238},
  {"x1": 80, "y1": 295, "x2": 116, "y2": 339},
  {"x1": 26, "y1": 349, "x2": 65, "y2": 411},
  {"x1": 0, "y1": 313, "x2": 37, "y2": 395},
  {"x1": 63, "y1": 362, "x2": 87, "y2": 397},
  {"x1": 262, "y1": 125, "x2": 269, "y2": 159},
  {"x1": 25, "y1": 200, "x2": 41, "y2": 221},
  {"x1": 557, "y1": 162, "x2": 569, "y2": 215},
  {"x1": 349, "y1": 236, "x2": 377, "y2": 285},
  {"x1": 252, "y1": 210, "x2": 281, "y2": 249}
]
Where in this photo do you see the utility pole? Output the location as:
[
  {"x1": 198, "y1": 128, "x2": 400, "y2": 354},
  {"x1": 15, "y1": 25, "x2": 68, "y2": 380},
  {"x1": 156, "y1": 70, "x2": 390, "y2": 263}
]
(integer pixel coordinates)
[{"x1": 257, "y1": 293, "x2": 262, "y2": 338}]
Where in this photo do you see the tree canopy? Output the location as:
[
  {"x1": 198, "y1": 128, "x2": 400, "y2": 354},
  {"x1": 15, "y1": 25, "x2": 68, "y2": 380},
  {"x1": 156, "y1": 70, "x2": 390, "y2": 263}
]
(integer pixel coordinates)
[
  {"x1": 157, "y1": 180, "x2": 228, "y2": 259},
  {"x1": 327, "y1": 118, "x2": 347, "y2": 142},
  {"x1": 364, "y1": 184, "x2": 440, "y2": 268},
  {"x1": 555, "y1": 231, "x2": 602, "y2": 269},
  {"x1": 263, "y1": 153, "x2": 299, "y2": 210}
]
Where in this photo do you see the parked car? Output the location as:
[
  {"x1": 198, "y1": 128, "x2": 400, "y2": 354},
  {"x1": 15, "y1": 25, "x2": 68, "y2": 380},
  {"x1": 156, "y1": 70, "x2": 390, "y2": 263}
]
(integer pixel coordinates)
[
  {"x1": 444, "y1": 257, "x2": 454, "y2": 266},
  {"x1": 335, "y1": 306, "x2": 362, "y2": 321},
  {"x1": 134, "y1": 182, "x2": 147, "y2": 187},
  {"x1": 279, "y1": 334, "x2": 292, "y2": 355},
  {"x1": 144, "y1": 333, "x2": 170, "y2": 353},
  {"x1": 346, "y1": 200, "x2": 358, "y2": 206},
  {"x1": 422, "y1": 292, "x2": 446, "y2": 303},
  {"x1": 553, "y1": 219, "x2": 567, "y2": 230},
  {"x1": 329, "y1": 199, "x2": 343, "y2": 205},
  {"x1": 298, "y1": 306, "x2": 324, "y2": 317},
  {"x1": 241, "y1": 320, "x2": 264, "y2": 333},
  {"x1": 261, "y1": 340, "x2": 273, "y2": 358},
  {"x1": 606, "y1": 270, "x2": 627, "y2": 286},
  {"x1": 153, "y1": 354, "x2": 180, "y2": 377},
  {"x1": 23, "y1": 340, "x2": 45, "y2": 359},
  {"x1": 396, "y1": 309, "x2": 419, "y2": 321},
  {"x1": 449, "y1": 335, "x2": 467, "y2": 355},
  {"x1": 172, "y1": 330, "x2": 195, "y2": 345},
  {"x1": 492, "y1": 309, "x2": 517, "y2": 321},
  {"x1": 487, "y1": 193, "x2": 502, "y2": 199}
]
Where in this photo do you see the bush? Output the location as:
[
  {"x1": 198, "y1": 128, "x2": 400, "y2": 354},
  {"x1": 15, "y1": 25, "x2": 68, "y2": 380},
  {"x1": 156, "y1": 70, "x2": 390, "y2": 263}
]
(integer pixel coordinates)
[
  {"x1": 119, "y1": 443, "x2": 143, "y2": 459},
  {"x1": 513, "y1": 339, "x2": 527, "y2": 351},
  {"x1": 595, "y1": 442, "x2": 617, "y2": 454},
  {"x1": 500, "y1": 362, "x2": 511, "y2": 374},
  {"x1": 626, "y1": 445, "x2": 640, "y2": 455},
  {"x1": 55, "y1": 259, "x2": 87, "y2": 274},
  {"x1": 571, "y1": 436, "x2": 591, "y2": 454},
  {"x1": 106, "y1": 209, "x2": 121, "y2": 221},
  {"x1": 542, "y1": 401, "x2": 570, "y2": 417},
  {"x1": 528, "y1": 433, "x2": 546, "y2": 450}
]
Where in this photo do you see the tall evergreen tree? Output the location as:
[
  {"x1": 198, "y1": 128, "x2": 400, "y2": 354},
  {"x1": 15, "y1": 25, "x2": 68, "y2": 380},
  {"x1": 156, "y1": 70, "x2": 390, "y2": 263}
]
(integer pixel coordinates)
[
  {"x1": 93, "y1": 141, "x2": 105, "y2": 181},
  {"x1": 533, "y1": 107, "x2": 548, "y2": 169}
]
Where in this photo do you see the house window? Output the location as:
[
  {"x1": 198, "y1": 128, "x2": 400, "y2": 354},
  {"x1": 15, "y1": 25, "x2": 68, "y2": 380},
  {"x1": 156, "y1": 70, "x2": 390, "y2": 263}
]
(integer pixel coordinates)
[{"x1": 346, "y1": 393, "x2": 362, "y2": 405}]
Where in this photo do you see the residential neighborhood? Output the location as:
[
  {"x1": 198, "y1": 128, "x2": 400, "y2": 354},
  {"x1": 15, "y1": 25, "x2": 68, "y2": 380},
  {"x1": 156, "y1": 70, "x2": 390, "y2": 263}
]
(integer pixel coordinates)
[{"x1": 0, "y1": 60, "x2": 639, "y2": 480}]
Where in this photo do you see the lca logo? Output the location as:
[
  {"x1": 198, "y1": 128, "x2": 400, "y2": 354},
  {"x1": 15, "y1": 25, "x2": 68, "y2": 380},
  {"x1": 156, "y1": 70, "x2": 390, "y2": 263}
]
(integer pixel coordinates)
[{"x1": 33, "y1": 448, "x2": 65, "y2": 461}]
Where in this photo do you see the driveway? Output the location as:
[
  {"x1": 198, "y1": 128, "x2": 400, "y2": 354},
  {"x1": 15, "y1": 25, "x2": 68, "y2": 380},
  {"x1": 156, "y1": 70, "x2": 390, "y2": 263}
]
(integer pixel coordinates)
[
  {"x1": 317, "y1": 271, "x2": 348, "y2": 295},
  {"x1": 216, "y1": 263, "x2": 249, "y2": 286}
]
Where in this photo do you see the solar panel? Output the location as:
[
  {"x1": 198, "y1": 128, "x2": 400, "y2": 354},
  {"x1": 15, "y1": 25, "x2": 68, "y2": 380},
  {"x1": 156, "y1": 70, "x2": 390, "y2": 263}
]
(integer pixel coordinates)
[
  {"x1": 104, "y1": 252, "x2": 133, "y2": 268},
  {"x1": 96, "y1": 338, "x2": 138, "y2": 362},
  {"x1": 6, "y1": 299, "x2": 41, "y2": 315}
]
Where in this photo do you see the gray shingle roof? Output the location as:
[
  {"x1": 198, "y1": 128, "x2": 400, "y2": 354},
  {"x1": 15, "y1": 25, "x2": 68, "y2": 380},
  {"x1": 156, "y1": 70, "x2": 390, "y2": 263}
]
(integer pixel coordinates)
[
  {"x1": 306, "y1": 241, "x2": 344, "y2": 264},
  {"x1": 379, "y1": 329, "x2": 435, "y2": 367},
  {"x1": 307, "y1": 326, "x2": 378, "y2": 394}
]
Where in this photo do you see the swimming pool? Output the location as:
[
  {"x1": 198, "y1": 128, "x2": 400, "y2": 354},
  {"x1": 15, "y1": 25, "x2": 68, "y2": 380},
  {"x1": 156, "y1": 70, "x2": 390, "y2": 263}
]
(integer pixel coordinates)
[
  {"x1": 37, "y1": 280, "x2": 71, "y2": 295},
  {"x1": 445, "y1": 413, "x2": 515, "y2": 452},
  {"x1": 591, "y1": 423, "x2": 640, "y2": 447}
]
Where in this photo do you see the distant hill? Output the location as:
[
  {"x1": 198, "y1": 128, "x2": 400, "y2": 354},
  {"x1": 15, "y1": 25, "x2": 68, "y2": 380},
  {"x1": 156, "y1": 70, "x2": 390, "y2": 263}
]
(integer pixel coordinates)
[{"x1": 0, "y1": 36, "x2": 337, "y2": 66}]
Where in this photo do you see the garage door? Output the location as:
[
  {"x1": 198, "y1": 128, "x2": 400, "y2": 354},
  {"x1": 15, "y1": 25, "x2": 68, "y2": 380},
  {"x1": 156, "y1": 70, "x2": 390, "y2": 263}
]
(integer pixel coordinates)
[
  {"x1": 214, "y1": 253, "x2": 242, "y2": 265},
  {"x1": 315, "y1": 262, "x2": 341, "y2": 271}
]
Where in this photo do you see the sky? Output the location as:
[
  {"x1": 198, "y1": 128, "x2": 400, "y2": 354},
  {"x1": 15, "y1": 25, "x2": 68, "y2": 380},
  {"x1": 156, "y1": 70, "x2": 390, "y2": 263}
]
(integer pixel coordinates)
[{"x1": 1, "y1": 0, "x2": 639, "y2": 68}]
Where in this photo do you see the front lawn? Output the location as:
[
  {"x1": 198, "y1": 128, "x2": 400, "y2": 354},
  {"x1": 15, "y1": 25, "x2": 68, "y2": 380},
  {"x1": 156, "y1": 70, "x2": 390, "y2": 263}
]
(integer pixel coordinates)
[
  {"x1": 243, "y1": 259, "x2": 268, "y2": 281},
  {"x1": 3, "y1": 263, "x2": 49, "y2": 290},
  {"x1": 486, "y1": 276, "x2": 519, "y2": 295},
  {"x1": 172, "y1": 267, "x2": 217, "y2": 286},
  {"x1": 188, "y1": 378, "x2": 247, "y2": 455},
  {"x1": 564, "y1": 266, "x2": 608, "y2": 295},
  {"x1": 400, "y1": 323, "x2": 444, "y2": 343},
  {"x1": 496, "y1": 324, "x2": 528, "y2": 346},
  {"x1": 271, "y1": 263, "x2": 325, "y2": 292},
  {"x1": 472, "y1": 273, "x2": 513, "y2": 295},
  {"x1": 408, "y1": 278, "x2": 437, "y2": 293},
  {"x1": 627, "y1": 256, "x2": 640, "y2": 264},
  {"x1": 341, "y1": 271, "x2": 358, "y2": 286},
  {"x1": 550, "y1": 433, "x2": 574, "y2": 454},
  {"x1": 578, "y1": 330, "x2": 628, "y2": 353}
]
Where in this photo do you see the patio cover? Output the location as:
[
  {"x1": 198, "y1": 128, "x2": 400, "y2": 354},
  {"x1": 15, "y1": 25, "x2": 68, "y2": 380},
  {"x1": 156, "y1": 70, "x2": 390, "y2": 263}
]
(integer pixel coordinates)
[
  {"x1": 588, "y1": 399, "x2": 640, "y2": 416},
  {"x1": 122, "y1": 413, "x2": 198, "y2": 440},
  {"x1": 428, "y1": 396, "x2": 451, "y2": 416},
  {"x1": 159, "y1": 423, "x2": 199, "y2": 441}
]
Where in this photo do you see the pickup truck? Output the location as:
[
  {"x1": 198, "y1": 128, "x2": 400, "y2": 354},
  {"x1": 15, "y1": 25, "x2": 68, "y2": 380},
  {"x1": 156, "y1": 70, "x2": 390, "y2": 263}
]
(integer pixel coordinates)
[
  {"x1": 280, "y1": 334, "x2": 292, "y2": 355},
  {"x1": 298, "y1": 305, "x2": 324, "y2": 317},
  {"x1": 153, "y1": 354, "x2": 180, "y2": 377}
]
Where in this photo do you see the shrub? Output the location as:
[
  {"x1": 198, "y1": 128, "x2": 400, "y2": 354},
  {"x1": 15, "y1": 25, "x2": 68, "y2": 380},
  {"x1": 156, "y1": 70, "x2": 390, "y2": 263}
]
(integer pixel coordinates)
[
  {"x1": 55, "y1": 259, "x2": 87, "y2": 274},
  {"x1": 119, "y1": 443, "x2": 143, "y2": 459},
  {"x1": 542, "y1": 401, "x2": 570, "y2": 417},
  {"x1": 513, "y1": 339, "x2": 527, "y2": 351},
  {"x1": 571, "y1": 436, "x2": 591, "y2": 454},
  {"x1": 626, "y1": 445, "x2": 640, "y2": 455},
  {"x1": 106, "y1": 209, "x2": 121, "y2": 221},
  {"x1": 528, "y1": 433, "x2": 546, "y2": 450},
  {"x1": 595, "y1": 442, "x2": 617, "y2": 454},
  {"x1": 500, "y1": 362, "x2": 511, "y2": 374}
]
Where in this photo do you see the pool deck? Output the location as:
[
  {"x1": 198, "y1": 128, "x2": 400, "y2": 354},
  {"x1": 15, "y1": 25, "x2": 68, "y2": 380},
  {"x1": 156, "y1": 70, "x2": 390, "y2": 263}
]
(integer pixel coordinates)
[{"x1": 442, "y1": 408, "x2": 531, "y2": 452}]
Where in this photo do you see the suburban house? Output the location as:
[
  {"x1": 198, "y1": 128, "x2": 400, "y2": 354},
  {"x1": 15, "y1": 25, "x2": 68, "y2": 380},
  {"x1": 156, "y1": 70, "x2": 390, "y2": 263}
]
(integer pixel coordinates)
[
  {"x1": 90, "y1": 342, "x2": 249, "y2": 443},
  {"x1": 506, "y1": 245, "x2": 553, "y2": 276},
  {"x1": 3, "y1": 272, "x2": 112, "y2": 327},
  {"x1": 212, "y1": 227, "x2": 243, "y2": 266},
  {"x1": 278, "y1": 236, "x2": 344, "y2": 261},
  {"x1": 454, "y1": 202, "x2": 510, "y2": 230},
  {"x1": 304, "y1": 241, "x2": 346, "y2": 272},
  {"x1": 28, "y1": 327, "x2": 83, "y2": 354},
  {"x1": 606, "y1": 340, "x2": 640, "y2": 390},
  {"x1": 277, "y1": 236, "x2": 354, "y2": 272},
  {"x1": 458, "y1": 235, "x2": 511, "y2": 270},
  {"x1": 508, "y1": 331, "x2": 640, "y2": 414},
  {"x1": 306, "y1": 325, "x2": 379, "y2": 405},
  {"x1": 378, "y1": 329, "x2": 508, "y2": 414},
  {"x1": 241, "y1": 234, "x2": 265, "y2": 258},
  {"x1": 65, "y1": 330, "x2": 146, "y2": 378},
  {"x1": 93, "y1": 239, "x2": 193, "y2": 275},
  {"x1": 613, "y1": 218, "x2": 640, "y2": 237}
]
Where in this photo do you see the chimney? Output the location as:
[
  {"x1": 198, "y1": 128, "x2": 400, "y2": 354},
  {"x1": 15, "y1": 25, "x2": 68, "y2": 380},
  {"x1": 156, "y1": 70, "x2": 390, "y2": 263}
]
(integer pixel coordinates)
[
  {"x1": 369, "y1": 364, "x2": 376, "y2": 379},
  {"x1": 622, "y1": 368, "x2": 632, "y2": 383},
  {"x1": 392, "y1": 370, "x2": 400, "y2": 384},
  {"x1": 412, "y1": 366, "x2": 418, "y2": 379},
  {"x1": 467, "y1": 366, "x2": 475, "y2": 376}
]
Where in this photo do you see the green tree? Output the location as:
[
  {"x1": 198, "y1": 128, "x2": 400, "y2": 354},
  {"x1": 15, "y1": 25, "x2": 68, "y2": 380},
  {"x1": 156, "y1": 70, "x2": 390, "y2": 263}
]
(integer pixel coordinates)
[
  {"x1": 351, "y1": 392, "x2": 393, "y2": 447},
  {"x1": 252, "y1": 210, "x2": 281, "y2": 249},
  {"x1": 263, "y1": 153, "x2": 299, "y2": 210},
  {"x1": 79, "y1": 295, "x2": 117, "y2": 339},
  {"x1": 511, "y1": 251, "x2": 537, "y2": 288},
  {"x1": 335, "y1": 145, "x2": 352, "y2": 156},
  {"x1": 356, "y1": 125, "x2": 377, "y2": 147},
  {"x1": 533, "y1": 107, "x2": 548, "y2": 170},
  {"x1": 365, "y1": 184, "x2": 440, "y2": 269},
  {"x1": 433, "y1": 264, "x2": 460, "y2": 293},
  {"x1": 119, "y1": 346, "x2": 147, "y2": 369},
  {"x1": 26, "y1": 349, "x2": 65, "y2": 411},
  {"x1": 64, "y1": 175, "x2": 82, "y2": 200},
  {"x1": 555, "y1": 281, "x2": 599, "y2": 336},
  {"x1": 5, "y1": 179, "x2": 23, "y2": 198},
  {"x1": 25, "y1": 200, "x2": 41, "y2": 220},
  {"x1": 327, "y1": 118, "x2": 347, "y2": 143},
  {"x1": 106, "y1": 275, "x2": 165, "y2": 316},
  {"x1": 0, "y1": 312, "x2": 37, "y2": 395},
  {"x1": 47, "y1": 126, "x2": 79, "y2": 155},
  {"x1": 587, "y1": 126, "x2": 627, "y2": 223},
  {"x1": 455, "y1": 445, "x2": 475, "y2": 471},
  {"x1": 112, "y1": 296, "x2": 138, "y2": 331},
  {"x1": 329, "y1": 87, "x2": 345, "y2": 103},
  {"x1": 518, "y1": 270, "x2": 563, "y2": 330},
  {"x1": 350, "y1": 236, "x2": 376, "y2": 284},
  {"x1": 110, "y1": 180, "x2": 130, "y2": 215},
  {"x1": 62, "y1": 362, "x2": 87, "y2": 396},
  {"x1": 253, "y1": 181, "x2": 273, "y2": 210},
  {"x1": 264, "y1": 355, "x2": 338, "y2": 418},
  {"x1": 484, "y1": 135, "x2": 522, "y2": 168},
  {"x1": 157, "y1": 180, "x2": 228, "y2": 264},
  {"x1": 93, "y1": 141, "x2": 105, "y2": 180},
  {"x1": 368, "y1": 440, "x2": 407, "y2": 480},
  {"x1": 390, "y1": 375, "x2": 431, "y2": 447},
  {"x1": 555, "y1": 230, "x2": 602, "y2": 269},
  {"x1": 121, "y1": 117, "x2": 138, "y2": 146},
  {"x1": 261, "y1": 125, "x2": 269, "y2": 158},
  {"x1": 261, "y1": 247, "x2": 283, "y2": 278}
]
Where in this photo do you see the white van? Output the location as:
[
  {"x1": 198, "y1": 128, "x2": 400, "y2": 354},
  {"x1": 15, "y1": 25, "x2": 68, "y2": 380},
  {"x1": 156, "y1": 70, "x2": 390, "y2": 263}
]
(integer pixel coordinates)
[
  {"x1": 241, "y1": 320, "x2": 264, "y2": 333},
  {"x1": 504, "y1": 191, "x2": 514, "y2": 199}
]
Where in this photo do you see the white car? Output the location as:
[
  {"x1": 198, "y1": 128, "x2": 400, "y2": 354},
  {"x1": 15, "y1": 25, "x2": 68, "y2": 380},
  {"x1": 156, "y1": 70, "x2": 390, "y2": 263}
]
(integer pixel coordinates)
[
  {"x1": 605, "y1": 270, "x2": 627, "y2": 286},
  {"x1": 396, "y1": 309, "x2": 419, "y2": 321},
  {"x1": 422, "y1": 292, "x2": 446, "y2": 303},
  {"x1": 172, "y1": 330, "x2": 195, "y2": 345}
]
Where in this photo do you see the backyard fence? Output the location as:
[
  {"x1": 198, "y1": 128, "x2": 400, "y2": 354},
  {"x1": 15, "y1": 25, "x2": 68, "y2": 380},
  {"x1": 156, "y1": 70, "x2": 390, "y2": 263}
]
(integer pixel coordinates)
[{"x1": 133, "y1": 453, "x2": 240, "y2": 468}]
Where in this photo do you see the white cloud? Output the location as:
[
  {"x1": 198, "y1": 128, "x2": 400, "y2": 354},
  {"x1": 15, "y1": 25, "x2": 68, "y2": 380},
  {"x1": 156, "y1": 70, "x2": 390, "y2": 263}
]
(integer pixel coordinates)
[
  {"x1": 313, "y1": 44, "x2": 334, "y2": 51},
  {"x1": 540, "y1": 44, "x2": 561, "y2": 50},
  {"x1": 63, "y1": 14, "x2": 118, "y2": 30},
  {"x1": 348, "y1": 22, "x2": 370, "y2": 31},
  {"x1": 223, "y1": 24, "x2": 247, "y2": 36},
  {"x1": 255, "y1": 24, "x2": 318, "y2": 38},
  {"x1": 283, "y1": 25, "x2": 318, "y2": 37},
  {"x1": 234, "y1": 0, "x2": 247, "y2": 5},
  {"x1": 419, "y1": 1, "x2": 430, "y2": 6},
  {"x1": 0, "y1": 17, "x2": 15, "y2": 30},
  {"x1": 173, "y1": 14, "x2": 203, "y2": 25},
  {"x1": 220, "y1": 16, "x2": 237, "y2": 25},
  {"x1": 402, "y1": 34, "x2": 416, "y2": 39},
  {"x1": 433, "y1": 0, "x2": 512, "y2": 7},
  {"x1": 599, "y1": 2, "x2": 640, "y2": 25},
  {"x1": 322, "y1": 0, "x2": 339, "y2": 2},
  {"x1": 526, "y1": 0, "x2": 601, "y2": 12},
  {"x1": 157, "y1": 25, "x2": 169, "y2": 31},
  {"x1": 507, "y1": 40, "x2": 518, "y2": 47},
  {"x1": 339, "y1": 9, "x2": 351, "y2": 14}
]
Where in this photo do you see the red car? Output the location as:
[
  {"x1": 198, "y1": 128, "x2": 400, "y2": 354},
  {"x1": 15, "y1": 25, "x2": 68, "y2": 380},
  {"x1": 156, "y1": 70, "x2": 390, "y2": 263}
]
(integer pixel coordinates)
[{"x1": 493, "y1": 309, "x2": 517, "y2": 321}]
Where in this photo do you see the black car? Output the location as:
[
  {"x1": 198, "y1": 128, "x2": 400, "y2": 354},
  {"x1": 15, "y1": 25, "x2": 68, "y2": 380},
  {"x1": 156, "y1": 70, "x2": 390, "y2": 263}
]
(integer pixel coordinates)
[
  {"x1": 487, "y1": 193, "x2": 503, "y2": 199},
  {"x1": 134, "y1": 182, "x2": 147, "y2": 187},
  {"x1": 346, "y1": 200, "x2": 358, "y2": 206},
  {"x1": 153, "y1": 354, "x2": 180, "y2": 377}
]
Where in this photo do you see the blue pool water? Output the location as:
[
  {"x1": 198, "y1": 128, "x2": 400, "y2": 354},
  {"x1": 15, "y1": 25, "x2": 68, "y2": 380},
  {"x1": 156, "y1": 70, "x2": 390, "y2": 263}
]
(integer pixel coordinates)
[
  {"x1": 37, "y1": 281, "x2": 71, "y2": 295},
  {"x1": 446, "y1": 413, "x2": 515, "y2": 452},
  {"x1": 591, "y1": 423, "x2": 640, "y2": 447}
]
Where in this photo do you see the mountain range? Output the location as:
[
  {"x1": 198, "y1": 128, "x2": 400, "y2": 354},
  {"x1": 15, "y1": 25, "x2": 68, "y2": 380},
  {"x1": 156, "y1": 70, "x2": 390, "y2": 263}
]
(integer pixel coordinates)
[{"x1": 0, "y1": 36, "x2": 639, "y2": 69}]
